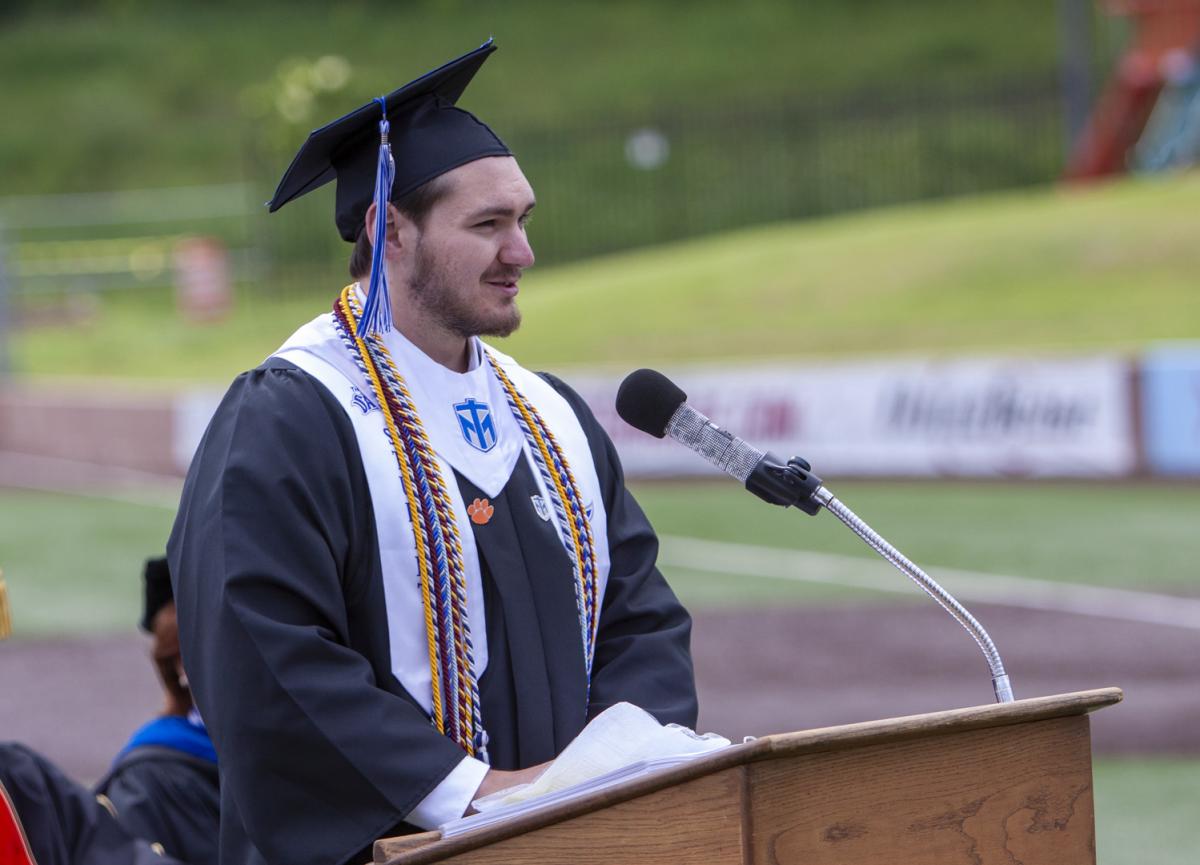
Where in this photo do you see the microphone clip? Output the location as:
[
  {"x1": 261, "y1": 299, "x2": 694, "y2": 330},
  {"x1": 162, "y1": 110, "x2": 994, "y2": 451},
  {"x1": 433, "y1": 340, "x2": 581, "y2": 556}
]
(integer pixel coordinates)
[{"x1": 745, "y1": 453, "x2": 824, "y2": 515}]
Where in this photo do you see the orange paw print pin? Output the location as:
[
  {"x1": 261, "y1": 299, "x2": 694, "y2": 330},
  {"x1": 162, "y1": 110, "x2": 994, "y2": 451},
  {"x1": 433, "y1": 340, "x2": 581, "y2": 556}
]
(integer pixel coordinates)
[{"x1": 467, "y1": 498, "x2": 494, "y2": 526}]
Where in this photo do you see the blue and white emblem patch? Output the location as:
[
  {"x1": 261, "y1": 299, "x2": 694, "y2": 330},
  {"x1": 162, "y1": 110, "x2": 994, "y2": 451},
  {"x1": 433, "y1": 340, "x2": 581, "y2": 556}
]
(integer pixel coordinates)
[
  {"x1": 531, "y1": 494, "x2": 551, "y2": 521},
  {"x1": 350, "y1": 385, "x2": 379, "y2": 415},
  {"x1": 454, "y1": 398, "x2": 497, "y2": 452}
]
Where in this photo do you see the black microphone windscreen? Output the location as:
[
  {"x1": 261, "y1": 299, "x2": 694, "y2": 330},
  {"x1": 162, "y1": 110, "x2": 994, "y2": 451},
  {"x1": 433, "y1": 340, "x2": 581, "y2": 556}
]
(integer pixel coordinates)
[{"x1": 616, "y1": 369, "x2": 688, "y2": 438}]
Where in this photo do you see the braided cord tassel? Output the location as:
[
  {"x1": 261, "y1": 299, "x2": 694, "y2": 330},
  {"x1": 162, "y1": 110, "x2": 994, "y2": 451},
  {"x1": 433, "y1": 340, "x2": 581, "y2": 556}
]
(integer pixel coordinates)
[
  {"x1": 530, "y1": 410, "x2": 600, "y2": 650},
  {"x1": 370, "y1": 350, "x2": 466, "y2": 745},
  {"x1": 333, "y1": 288, "x2": 484, "y2": 756},
  {"x1": 338, "y1": 294, "x2": 477, "y2": 752},
  {"x1": 333, "y1": 294, "x2": 445, "y2": 732},
  {"x1": 486, "y1": 353, "x2": 599, "y2": 675},
  {"x1": 372, "y1": 340, "x2": 483, "y2": 751}
]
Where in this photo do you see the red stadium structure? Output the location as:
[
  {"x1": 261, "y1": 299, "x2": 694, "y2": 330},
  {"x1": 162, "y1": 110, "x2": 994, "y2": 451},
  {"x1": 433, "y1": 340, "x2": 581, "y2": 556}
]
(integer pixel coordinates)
[{"x1": 1065, "y1": 0, "x2": 1200, "y2": 180}]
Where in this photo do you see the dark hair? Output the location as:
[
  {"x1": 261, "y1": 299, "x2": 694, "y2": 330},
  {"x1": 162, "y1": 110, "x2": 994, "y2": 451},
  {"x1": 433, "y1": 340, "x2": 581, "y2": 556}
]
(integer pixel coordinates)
[{"x1": 348, "y1": 174, "x2": 453, "y2": 279}]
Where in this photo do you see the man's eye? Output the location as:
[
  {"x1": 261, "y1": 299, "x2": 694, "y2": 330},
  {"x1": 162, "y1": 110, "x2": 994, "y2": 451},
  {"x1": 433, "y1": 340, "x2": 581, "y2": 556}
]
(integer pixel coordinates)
[{"x1": 474, "y1": 219, "x2": 496, "y2": 228}]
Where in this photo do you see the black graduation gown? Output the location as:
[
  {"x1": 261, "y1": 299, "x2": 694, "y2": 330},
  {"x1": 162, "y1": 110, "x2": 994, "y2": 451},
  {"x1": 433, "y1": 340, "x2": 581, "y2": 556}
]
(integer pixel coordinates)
[{"x1": 168, "y1": 360, "x2": 697, "y2": 865}]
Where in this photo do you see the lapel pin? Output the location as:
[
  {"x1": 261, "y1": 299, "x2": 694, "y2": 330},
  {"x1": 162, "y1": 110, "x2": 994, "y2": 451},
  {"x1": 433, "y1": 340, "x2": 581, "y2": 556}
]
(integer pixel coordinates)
[{"x1": 467, "y1": 498, "x2": 495, "y2": 526}]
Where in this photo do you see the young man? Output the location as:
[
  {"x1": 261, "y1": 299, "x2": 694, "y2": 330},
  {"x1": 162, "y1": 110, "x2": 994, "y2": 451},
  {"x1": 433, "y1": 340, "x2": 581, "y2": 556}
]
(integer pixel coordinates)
[{"x1": 169, "y1": 40, "x2": 696, "y2": 865}]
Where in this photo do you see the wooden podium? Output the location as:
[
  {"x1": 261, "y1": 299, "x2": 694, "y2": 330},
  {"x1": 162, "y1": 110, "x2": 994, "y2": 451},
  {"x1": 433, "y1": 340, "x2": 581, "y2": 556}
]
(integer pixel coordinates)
[{"x1": 376, "y1": 688, "x2": 1121, "y2": 865}]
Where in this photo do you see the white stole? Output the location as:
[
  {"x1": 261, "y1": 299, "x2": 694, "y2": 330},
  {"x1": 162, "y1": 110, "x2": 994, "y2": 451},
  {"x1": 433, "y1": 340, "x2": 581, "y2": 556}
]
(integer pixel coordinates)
[{"x1": 273, "y1": 312, "x2": 611, "y2": 717}]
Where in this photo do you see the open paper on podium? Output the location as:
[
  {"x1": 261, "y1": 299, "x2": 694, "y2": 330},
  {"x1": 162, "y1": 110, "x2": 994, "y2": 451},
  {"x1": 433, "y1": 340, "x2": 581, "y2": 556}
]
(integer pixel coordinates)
[{"x1": 440, "y1": 702, "x2": 731, "y2": 838}]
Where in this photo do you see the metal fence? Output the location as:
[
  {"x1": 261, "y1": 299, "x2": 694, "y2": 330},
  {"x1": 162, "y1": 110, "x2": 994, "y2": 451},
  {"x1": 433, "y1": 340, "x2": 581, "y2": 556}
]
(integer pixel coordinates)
[
  {"x1": 522, "y1": 74, "x2": 1064, "y2": 262},
  {"x1": 0, "y1": 184, "x2": 261, "y2": 300},
  {"x1": 1, "y1": 73, "x2": 1069, "y2": 311},
  {"x1": 263, "y1": 73, "x2": 1067, "y2": 287}
]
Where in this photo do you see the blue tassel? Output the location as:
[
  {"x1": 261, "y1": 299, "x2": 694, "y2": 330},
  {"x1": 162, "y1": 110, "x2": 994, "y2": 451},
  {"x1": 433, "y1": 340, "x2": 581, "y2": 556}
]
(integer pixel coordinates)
[{"x1": 359, "y1": 97, "x2": 395, "y2": 335}]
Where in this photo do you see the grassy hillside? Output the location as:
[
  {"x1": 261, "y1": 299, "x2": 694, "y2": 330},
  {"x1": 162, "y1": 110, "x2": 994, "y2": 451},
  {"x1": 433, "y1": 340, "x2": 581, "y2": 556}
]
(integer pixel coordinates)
[
  {"x1": 11, "y1": 172, "x2": 1199, "y2": 382},
  {"x1": 504, "y1": 172, "x2": 1200, "y2": 367},
  {"x1": 0, "y1": 0, "x2": 1074, "y2": 195}
]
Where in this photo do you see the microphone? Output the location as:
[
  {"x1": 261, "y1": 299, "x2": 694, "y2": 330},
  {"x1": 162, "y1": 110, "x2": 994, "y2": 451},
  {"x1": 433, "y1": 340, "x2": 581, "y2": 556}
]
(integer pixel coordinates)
[
  {"x1": 615, "y1": 368, "x2": 1016, "y2": 704},
  {"x1": 615, "y1": 368, "x2": 824, "y2": 515}
]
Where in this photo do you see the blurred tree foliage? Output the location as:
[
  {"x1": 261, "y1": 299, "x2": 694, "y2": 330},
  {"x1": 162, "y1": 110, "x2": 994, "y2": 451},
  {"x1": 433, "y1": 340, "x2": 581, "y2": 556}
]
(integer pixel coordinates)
[
  {"x1": 0, "y1": 0, "x2": 1126, "y2": 292},
  {"x1": 0, "y1": 0, "x2": 1080, "y2": 195}
]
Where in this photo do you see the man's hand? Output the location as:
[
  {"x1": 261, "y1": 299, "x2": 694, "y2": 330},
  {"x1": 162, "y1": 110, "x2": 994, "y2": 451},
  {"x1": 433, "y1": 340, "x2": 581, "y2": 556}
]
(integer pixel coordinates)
[{"x1": 464, "y1": 760, "x2": 551, "y2": 816}]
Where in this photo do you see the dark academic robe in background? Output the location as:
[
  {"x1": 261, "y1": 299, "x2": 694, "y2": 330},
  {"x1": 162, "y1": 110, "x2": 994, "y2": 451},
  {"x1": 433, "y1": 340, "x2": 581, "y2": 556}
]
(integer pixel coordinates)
[
  {"x1": 96, "y1": 745, "x2": 219, "y2": 865},
  {"x1": 168, "y1": 360, "x2": 697, "y2": 865},
  {"x1": 0, "y1": 743, "x2": 176, "y2": 865},
  {"x1": 0, "y1": 740, "x2": 218, "y2": 865}
]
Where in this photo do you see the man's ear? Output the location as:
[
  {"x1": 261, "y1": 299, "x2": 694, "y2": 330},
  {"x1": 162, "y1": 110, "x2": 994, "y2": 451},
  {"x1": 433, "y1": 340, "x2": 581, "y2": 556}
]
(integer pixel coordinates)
[{"x1": 363, "y1": 202, "x2": 406, "y2": 258}]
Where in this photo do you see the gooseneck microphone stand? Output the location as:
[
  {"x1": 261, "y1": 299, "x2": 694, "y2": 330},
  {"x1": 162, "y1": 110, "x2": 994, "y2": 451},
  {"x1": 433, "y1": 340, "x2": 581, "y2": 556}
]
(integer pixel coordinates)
[
  {"x1": 811, "y1": 485, "x2": 1015, "y2": 703},
  {"x1": 747, "y1": 451, "x2": 1014, "y2": 704}
]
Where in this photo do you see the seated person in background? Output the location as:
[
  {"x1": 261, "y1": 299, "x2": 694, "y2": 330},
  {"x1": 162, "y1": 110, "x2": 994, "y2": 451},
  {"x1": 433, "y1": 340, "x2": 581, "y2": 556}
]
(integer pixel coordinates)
[
  {"x1": 1, "y1": 556, "x2": 219, "y2": 865},
  {"x1": 95, "y1": 556, "x2": 219, "y2": 865}
]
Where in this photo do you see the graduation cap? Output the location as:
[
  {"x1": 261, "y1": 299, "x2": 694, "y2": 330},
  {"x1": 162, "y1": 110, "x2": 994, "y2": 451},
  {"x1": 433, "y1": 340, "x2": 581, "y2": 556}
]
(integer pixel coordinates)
[{"x1": 267, "y1": 39, "x2": 512, "y2": 334}]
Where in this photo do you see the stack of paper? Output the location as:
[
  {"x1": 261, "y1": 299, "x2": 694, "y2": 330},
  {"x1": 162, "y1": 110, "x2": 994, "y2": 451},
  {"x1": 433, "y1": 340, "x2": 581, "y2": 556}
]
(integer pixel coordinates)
[{"x1": 440, "y1": 702, "x2": 730, "y2": 838}]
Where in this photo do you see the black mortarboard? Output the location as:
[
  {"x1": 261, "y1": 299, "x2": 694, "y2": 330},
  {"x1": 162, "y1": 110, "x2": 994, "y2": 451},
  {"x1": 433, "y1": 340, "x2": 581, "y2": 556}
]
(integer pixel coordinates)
[
  {"x1": 141, "y1": 556, "x2": 173, "y2": 633},
  {"x1": 267, "y1": 39, "x2": 511, "y2": 244}
]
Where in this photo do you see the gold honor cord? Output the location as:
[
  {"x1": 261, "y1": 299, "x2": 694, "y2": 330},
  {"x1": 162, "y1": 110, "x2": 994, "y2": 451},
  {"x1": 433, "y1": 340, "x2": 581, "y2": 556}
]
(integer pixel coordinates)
[
  {"x1": 487, "y1": 359, "x2": 600, "y2": 658},
  {"x1": 336, "y1": 290, "x2": 448, "y2": 737},
  {"x1": 335, "y1": 288, "x2": 482, "y2": 749}
]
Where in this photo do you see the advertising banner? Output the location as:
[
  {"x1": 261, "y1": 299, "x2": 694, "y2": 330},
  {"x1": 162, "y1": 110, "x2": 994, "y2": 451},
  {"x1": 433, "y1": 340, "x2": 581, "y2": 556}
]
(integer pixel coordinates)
[
  {"x1": 569, "y1": 355, "x2": 1137, "y2": 478},
  {"x1": 1141, "y1": 345, "x2": 1200, "y2": 476}
]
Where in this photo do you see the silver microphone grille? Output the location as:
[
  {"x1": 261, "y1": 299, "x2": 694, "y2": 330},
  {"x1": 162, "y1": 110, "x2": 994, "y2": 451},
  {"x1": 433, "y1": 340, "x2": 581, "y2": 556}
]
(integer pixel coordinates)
[{"x1": 665, "y1": 403, "x2": 764, "y2": 483}]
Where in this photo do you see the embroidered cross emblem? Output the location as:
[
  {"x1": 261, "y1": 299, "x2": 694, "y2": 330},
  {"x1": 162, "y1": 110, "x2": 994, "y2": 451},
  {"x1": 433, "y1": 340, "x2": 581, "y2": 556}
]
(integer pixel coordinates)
[{"x1": 454, "y1": 398, "x2": 497, "y2": 452}]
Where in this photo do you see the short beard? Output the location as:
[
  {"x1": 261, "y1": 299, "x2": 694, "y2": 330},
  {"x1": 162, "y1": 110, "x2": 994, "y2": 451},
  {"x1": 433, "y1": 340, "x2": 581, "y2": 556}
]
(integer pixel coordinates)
[{"x1": 407, "y1": 242, "x2": 522, "y2": 339}]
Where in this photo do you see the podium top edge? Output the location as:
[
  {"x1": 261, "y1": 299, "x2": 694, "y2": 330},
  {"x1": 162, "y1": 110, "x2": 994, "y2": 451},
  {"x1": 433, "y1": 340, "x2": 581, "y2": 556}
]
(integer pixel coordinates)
[{"x1": 752, "y1": 687, "x2": 1123, "y2": 760}]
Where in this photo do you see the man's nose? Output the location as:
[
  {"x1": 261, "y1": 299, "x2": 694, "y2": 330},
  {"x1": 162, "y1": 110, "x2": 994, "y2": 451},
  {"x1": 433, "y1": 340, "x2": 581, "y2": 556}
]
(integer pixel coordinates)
[{"x1": 499, "y1": 227, "x2": 535, "y2": 269}]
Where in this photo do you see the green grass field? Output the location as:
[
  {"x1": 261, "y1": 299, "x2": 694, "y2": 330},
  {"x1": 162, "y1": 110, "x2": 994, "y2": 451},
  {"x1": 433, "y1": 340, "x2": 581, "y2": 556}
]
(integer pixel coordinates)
[
  {"x1": 0, "y1": 487, "x2": 176, "y2": 636},
  {"x1": 1, "y1": 480, "x2": 1196, "y2": 865},
  {"x1": 13, "y1": 173, "x2": 1200, "y2": 382},
  {"x1": 5, "y1": 479, "x2": 1196, "y2": 633},
  {"x1": 1094, "y1": 758, "x2": 1200, "y2": 865},
  {"x1": 637, "y1": 480, "x2": 1200, "y2": 596}
]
